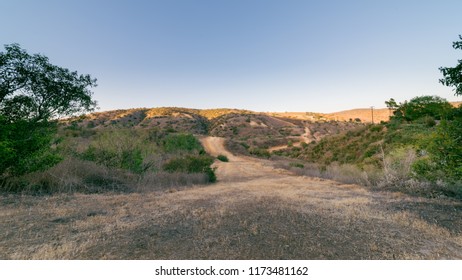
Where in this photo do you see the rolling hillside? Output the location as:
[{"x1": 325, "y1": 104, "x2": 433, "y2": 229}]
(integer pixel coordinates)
[{"x1": 62, "y1": 107, "x2": 365, "y2": 155}]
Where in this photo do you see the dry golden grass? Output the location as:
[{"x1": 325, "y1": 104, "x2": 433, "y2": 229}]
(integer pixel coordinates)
[
  {"x1": 326, "y1": 108, "x2": 391, "y2": 123},
  {"x1": 1, "y1": 137, "x2": 461, "y2": 259}
]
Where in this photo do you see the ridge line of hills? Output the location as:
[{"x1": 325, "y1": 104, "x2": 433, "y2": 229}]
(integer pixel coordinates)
[{"x1": 70, "y1": 101, "x2": 461, "y2": 126}]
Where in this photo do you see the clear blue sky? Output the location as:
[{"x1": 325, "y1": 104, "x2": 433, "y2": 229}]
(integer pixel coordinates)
[{"x1": 1, "y1": 0, "x2": 461, "y2": 112}]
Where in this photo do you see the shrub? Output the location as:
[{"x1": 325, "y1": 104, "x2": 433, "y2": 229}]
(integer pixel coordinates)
[
  {"x1": 380, "y1": 147, "x2": 417, "y2": 187},
  {"x1": 163, "y1": 155, "x2": 216, "y2": 182},
  {"x1": 82, "y1": 129, "x2": 151, "y2": 173},
  {"x1": 249, "y1": 147, "x2": 271, "y2": 159},
  {"x1": 416, "y1": 118, "x2": 462, "y2": 181},
  {"x1": 162, "y1": 133, "x2": 202, "y2": 153},
  {"x1": 1, "y1": 158, "x2": 133, "y2": 194},
  {"x1": 205, "y1": 166, "x2": 217, "y2": 183},
  {"x1": 289, "y1": 162, "x2": 304, "y2": 168},
  {"x1": 217, "y1": 155, "x2": 229, "y2": 162},
  {"x1": 0, "y1": 118, "x2": 61, "y2": 177},
  {"x1": 418, "y1": 116, "x2": 436, "y2": 127},
  {"x1": 412, "y1": 156, "x2": 441, "y2": 182},
  {"x1": 163, "y1": 155, "x2": 213, "y2": 173},
  {"x1": 311, "y1": 163, "x2": 365, "y2": 185}
]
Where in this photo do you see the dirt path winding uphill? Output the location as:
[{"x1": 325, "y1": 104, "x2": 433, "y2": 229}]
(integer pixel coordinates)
[
  {"x1": 1, "y1": 137, "x2": 462, "y2": 259},
  {"x1": 200, "y1": 137, "x2": 290, "y2": 181}
]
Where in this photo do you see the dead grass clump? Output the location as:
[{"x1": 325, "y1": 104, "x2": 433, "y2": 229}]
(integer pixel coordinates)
[
  {"x1": 273, "y1": 160, "x2": 367, "y2": 185},
  {"x1": 379, "y1": 147, "x2": 417, "y2": 188},
  {"x1": 5, "y1": 158, "x2": 134, "y2": 194},
  {"x1": 2, "y1": 159, "x2": 214, "y2": 194},
  {"x1": 273, "y1": 145, "x2": 461, "y2": 198},
  {"x1": 273, "y1": 160, "x2": 323, "y2": 178},
  {"x1": 137, "y1": 172, "x2": 209, "y2": 192},
  {"x1": 324, "y1": 163, "x2": 369, "y2": 185}
]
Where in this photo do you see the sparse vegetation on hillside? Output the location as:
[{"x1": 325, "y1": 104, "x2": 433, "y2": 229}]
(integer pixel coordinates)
[
  {"x1": 1, "y1": 124, "x2": 216, "y2": 193},
  {"x1": 274, "y1": 95, "x2": 462, "y2": 198},
  {"x1": 274, "y1": 124, "x2": 387, "y2": 166}
]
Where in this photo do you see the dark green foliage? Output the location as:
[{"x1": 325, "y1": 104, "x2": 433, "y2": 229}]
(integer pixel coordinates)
[
  {"x1": 81, "y1": 129, "x2": 152, "y2": 174},
  {"x1": 249, "y1": 147, "x2": 271, "y2": 158},
  {"x1": 163, "y1": 155, "x2": 213, "y2": 173},
  {"x1": 162, "y1": 133, "x2": 202, "y2": 152},
  {"x1": 289, "y1": 162, "x2": 304, "y2": 168},
  {"x1": 84, "y1": 146, "x2": 144, "y2": 174},
  {"x1": 439, "y1": 35, "x2": 462, "y2": 95},
  {"x1": 0, "y1": 117, "x2": 61, "y2": 176},
  {"x1": 419, "y1": 116, "x2": 437, "y2": 127},
  {"x1": 163, "y1": 155, "x2": 216, "y2": 182},
  {"x1": 391, "y1": 95, "x2": 452, "y2": 122},
  {"x1": 205, "y1": 167, "x2": 217, "y2": 183},
  {"x1": 217, "y1": 155, "x2": 229, "y2": 162},
  {"x1": 0, "y1": 44, "x2": 97, "y2": 122},
  {"x1": 0, "y1": 44, "x2": 96, "y2": 178},
  {"x1": 415, "y1": 118, "x2": 462, "y2": 181}
]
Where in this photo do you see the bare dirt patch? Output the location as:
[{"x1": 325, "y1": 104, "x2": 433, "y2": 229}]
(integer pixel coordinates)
[{"x1": 1, "y1": 137, "x2": 461, "y2": 259}]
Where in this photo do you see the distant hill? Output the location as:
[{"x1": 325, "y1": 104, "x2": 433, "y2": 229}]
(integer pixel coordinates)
[
  {"x1": 62, "y1": 107, "x2": 365, "y2": 156},
  {"x1": 266, "y1": 109, "x2": 390, "y2": 123},
  {"x1": 65, "y1": 101, "x2": 462, "y2": 131},
  {"x1": 64, "y1": 107, "x2": 254, "y2": 134},
  {"x1": 325, "y1": 101, "x2": 461, "y2": 123},
  {"x1": 325, "y1": 108, "x2": 391, "y2": 123},
  {"x1": 62, "y1": 101, "x2": 461, "y2": 151}
]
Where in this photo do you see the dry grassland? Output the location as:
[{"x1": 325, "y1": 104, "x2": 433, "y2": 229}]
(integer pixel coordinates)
[{"x1": 1, "y1": 137, "x2": 461, "y2": 259}]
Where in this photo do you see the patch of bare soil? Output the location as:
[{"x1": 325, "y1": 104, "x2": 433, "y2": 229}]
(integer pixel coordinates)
[{"x1": 1, "y1": 137, "x2": 461, "y2": 259}]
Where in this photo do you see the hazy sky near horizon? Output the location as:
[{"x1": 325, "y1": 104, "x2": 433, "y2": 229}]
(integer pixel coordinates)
[{"x1": 1, "y1": 0, "x2": 462, "y2": 113}]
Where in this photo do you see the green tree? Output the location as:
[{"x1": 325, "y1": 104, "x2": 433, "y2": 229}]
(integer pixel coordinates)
[
  {"x1": 1, "y1": 44, "x2": 97, "y2": 121},
  {"x1": 0, "y1": 44, "x2": 97, "y2": 176},
  {"x1": 439, "y1": 35, "x2": 462, "y2": 95},
  {"x1": 391, "y1": 95, "x2": 452, "y2": 122},
  {"x1": 385, "y1": 98, "x2": 399, "y2": 118},
  {"x1": 385, "y1": 98, "x2": 398, "y2": 110}
]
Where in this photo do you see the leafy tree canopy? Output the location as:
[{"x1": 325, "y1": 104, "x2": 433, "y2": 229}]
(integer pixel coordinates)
[
  {"x1": 391, "y1": 95, "x2": 453, "y2": 122},
  {"x1": 439, "y1": 35, "x2": 462, "y2": 95},
  {"x1": 0, "y1": 43, "x2": 97, "y2": 122},
  {"x1": 0, "y1": 44, "x2": 97, "y2": 176}
]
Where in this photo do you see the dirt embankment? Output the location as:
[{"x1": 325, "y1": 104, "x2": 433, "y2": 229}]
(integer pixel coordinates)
[{"x1": 1, "y1": 137, "x2": 461, "y2": 259}]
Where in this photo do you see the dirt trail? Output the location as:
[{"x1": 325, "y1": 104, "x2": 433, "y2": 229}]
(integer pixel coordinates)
[
  {"x1": 198, "y1": 137, "x2": 462, "y2": 259},
  {"x1": 201, "y1": 137, "x2": 290, "y2": 181},
  {"x1": 1, "y1": 137, "x2": 462, "y2": 259},
  {"x1": 266, "y1": 127, "x2": 312, "y2": 152}
]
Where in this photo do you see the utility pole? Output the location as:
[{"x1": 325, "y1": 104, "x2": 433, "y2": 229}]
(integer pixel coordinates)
[{"x1": 371, "y1": 106, "x2": 374, "y2": 124}]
